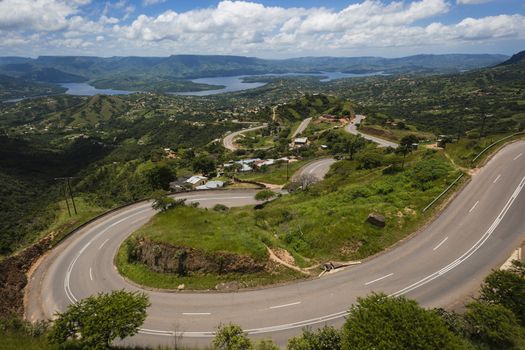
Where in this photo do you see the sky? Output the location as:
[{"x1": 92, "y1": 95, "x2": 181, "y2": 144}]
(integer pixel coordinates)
[{"x1": 0, "y1": 0, "x2": 524, "y2": 58}]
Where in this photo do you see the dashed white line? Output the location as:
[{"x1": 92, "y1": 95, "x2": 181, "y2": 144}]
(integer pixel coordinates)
[
  {"x1": 89, "y1": 267, "x2": 93, "y2": 281},
  {"x1": 269, "y1": 301, "x2": 301, "y2": 310},
  {"x1": 182, "y1": 313, "x2": 211, "y2": 316},
  {"x1": 364, "y1": 273, "x2": 394, "y2": 286},
  {"x1": 433, "y1": 237, "x2": 449, "y2": 251},
  {"x1": 514, "y1": 153, "x2": 523, "y2": 161},
  {"x1": 493, "y1": 174, "x2": 501, "y2": 184},
  {"x1": 469, "y1": 200, "x2": 479, "y2": 213},
  {"x1": 98, "y1": 239, "x2": 109, "y2": 250}
]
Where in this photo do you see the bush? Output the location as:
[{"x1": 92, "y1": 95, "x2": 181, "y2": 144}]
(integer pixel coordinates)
[
  {"x1": 255, "y1": 190, "x2": 276, "y2": 201},
  {"x1": 479, "y1": 268, "x2": 525, "y2": 326},
  {"x1": 464, "y1": 301, "x2": 525, "y2": 349},
  {"x1": 213, "y1": 204, "x2": 229, "y2": 212},
  {"x1": 48, "y1": 290, "x2": 150, "y2": 350},
  {"x1": 341, "y1": 293, "x2": 465, "y2": 350},
  {"x1": 213, "y1": 324, "x2": 252, "y2": 350},
  {"x1": 287, "y1": 326, "x2": 341, "y2": 350}
]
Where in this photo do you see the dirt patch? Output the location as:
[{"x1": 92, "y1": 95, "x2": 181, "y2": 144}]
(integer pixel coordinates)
[
  {"x1": 129, "y1": 238, "x2": 266, "y2": 275},
  {"x1": 273, "y1": 248, "x2": 295, "y2": 266},
  {"x1": 0, "y1": 236, "x2": 53, "y2": 317}
]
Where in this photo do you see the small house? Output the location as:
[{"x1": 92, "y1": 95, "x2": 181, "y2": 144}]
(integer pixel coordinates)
[{"x1": 185, "y1": 175, "x2": 208, "y2": 188}]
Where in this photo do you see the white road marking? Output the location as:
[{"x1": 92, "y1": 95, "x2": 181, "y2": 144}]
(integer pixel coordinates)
[
  {"x1": 135, "y1": 173, "x2": 524, "y2": 338},
  {"x1": 433, "y1": 237, "x2": 449, "y2": 251},
  {"x1": 89, "y1": 268, "x2": 93, "y2": 281},
  {"x1": 98, "y1": 239, "x2": 109, "y2": 250},
  {"x1": 493, "y1": 174, "x2": 501, "y2": 184},
  {"x1": 469, "y1": 200, "x2": 479, "y2": 213},
  {"x1": 269, "y1": 301, "x2": 301, "y2": 310},
  {"x1": 390, "y1": 175, "x2": 525, "y2": 298},
  {"x1": 182, "y1": 313, "x2": 211, "y2": 316},
  {"x1": 514, "y1": 153, "x2": 522, "y2": 161},
  {"x1": 364, "y1": 273, "x2": 394, "y2": 286}
]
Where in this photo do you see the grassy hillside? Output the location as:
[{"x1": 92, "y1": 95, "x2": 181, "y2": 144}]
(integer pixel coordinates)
[{"x1": 276, "y1": 94, "x2": 354, "y2": 122}]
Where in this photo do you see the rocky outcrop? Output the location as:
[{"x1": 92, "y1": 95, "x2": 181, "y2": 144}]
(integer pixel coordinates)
[
  {"x1": 0, "y1": 236, "x2": 53, "y2": 316},
  {"x1": 129, "y1": 238, "x2": 266, "y2": 275},
  {"x1": 367, "y1": 213, "x2": 386, "y2": 228}
]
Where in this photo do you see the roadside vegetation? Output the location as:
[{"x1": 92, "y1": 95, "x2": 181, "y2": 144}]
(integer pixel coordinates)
[{"x1": 3, "y1": 261, "x2": 524, "y2": 349}]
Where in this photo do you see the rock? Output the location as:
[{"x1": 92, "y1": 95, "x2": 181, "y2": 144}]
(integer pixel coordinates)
[
  {"x1": 177, "y1": 284, "x2": 185, "y2": 290},
  {"x1": 367, "y1": 213, "x2": 386, "y2": 228}
]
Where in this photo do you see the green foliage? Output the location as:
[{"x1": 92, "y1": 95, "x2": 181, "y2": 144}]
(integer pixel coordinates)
[
  {"x1": 464, "y1": 301, "x2": 525, "y2": 349},
  {"x1": 325, "y1": 131, "x2": 366, "y2": 159},
  {"x1": 48, "y1": 290, "x2": 150, "y2": 350},
  {"x1": 213, "y1": 324, "x2": 252, "y2": 350},
  {"x1": 254, "y1": 339, "x2": 280, "y2": 350},
  {"x1": 479, "y1": 268, "x2": 525, "y2": 326},
  {"x1": 193, "y1": 155, "x2": 217, "y2": 177},
  {"x1": 151, "y1": 191, "x2": 177, "y2": 212},
  {"x1": 287, "y1": 326, "x2": 341, "y2": 350},
  {"x1": 341, "y1": 293, "x2": 465, "y2": 350},
  {"x1": 255, "y1": 190, "x2": 276, "y2": 201},
  {"x1": 146, "y1": 165, "x2": 176, "y2": 191}
]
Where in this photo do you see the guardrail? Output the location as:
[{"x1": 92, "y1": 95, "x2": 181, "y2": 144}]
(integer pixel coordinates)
[
  {"x1": 422, "y1": 173, "x2": 465, "y2": 213},
  {"x1": 471, "y1": 131, "x2": 525, "y2": 165}
]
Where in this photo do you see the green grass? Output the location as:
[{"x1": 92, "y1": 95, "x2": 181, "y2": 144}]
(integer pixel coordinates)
[
  {"x1": 445, "y1": 133, "x2": 525, "y2": 168},
  {"x1": 359, "y1": 124, "x2": 435, "y2": 143},
  {"x1": 0, "y1": 333, "x2": 57, "y2": 350},
  {"x1": 131, "y1": 206, "x2": 269, "y2": 261},
  {"x1": 44, "y1": 196, "x2": 105, "y2": 246},
  {"x1": 119, "y1": 148, "x2": 461, "y2": 292},
  {"x1": 236, "y1": 160, "x2": 308, "y2": 185},
  {"x1": 235, "y1": 130, "x2": 275, "y2": 149}
]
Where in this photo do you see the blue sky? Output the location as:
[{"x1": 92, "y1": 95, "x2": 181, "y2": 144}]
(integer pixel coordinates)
[{"x1": 0, "y1": 0, "x2": 523, "y2": 58}]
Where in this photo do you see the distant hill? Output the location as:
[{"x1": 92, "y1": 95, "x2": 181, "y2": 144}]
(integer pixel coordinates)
[
  {"x1": 0, "y1": 53, "x2": 510, "y2": 99},
  {"x1": 0, "y1": 74, "x2": 66, "y2": 101},
  {"x1": 497, "y1": 50, "x2": 525, "y2": 66},
  {"x1": 0, "y1": 54, "x2": 509, "y2": 81}
]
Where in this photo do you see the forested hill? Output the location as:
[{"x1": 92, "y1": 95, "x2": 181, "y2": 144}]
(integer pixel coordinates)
[
  {"x1": 0, "y1": 54, "x2": 508, "y2": 83},
  {"x1": 497, "y1": 49, "x2": 525, "y2": 66}
]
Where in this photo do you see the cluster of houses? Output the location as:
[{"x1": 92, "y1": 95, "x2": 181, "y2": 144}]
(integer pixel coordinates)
[
  {"x1": 169, "y1": 176, "x2": 225, "y2": 192},
  {"x1": 223, "y1": 156, "x2": 298, "y2": 173}
]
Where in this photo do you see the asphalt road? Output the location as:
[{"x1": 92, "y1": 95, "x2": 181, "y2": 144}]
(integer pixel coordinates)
[
  {"x1": 26, "y1": 141, "x2": 525, "y2": 348},
  {"x1": 291, "y1": 158, "x2": 336, "y2": 182},
  {"x1": 290, "y1": 118, "x2": 312, "y2": 139},
  {"x1": 222, "y1": 124, "x2": 268, "y2": 151},
  {"x1": 345, "y1": 115, "x2": 399, "y2": 148}
]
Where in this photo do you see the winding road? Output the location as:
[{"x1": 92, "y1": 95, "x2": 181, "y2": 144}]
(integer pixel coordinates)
[
  {"x1": 26, "y1": 141, "x2": 525, "y2": 348},
  {"x1": 290, "y1": 117, "x2": 312, "y2": 139},
  {"x1": 222, "y1": 124, "x2": 268, "y2": 151},
  {"x1": 346, "y1": 115, "x2": 399, "y2": 148}
]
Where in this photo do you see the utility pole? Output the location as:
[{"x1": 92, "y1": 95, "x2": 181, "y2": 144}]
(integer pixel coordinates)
[
  {"x1": 61, "y1": 182, "x2": 72, "y2": 217},
  {"x1": 66, "y1": 178, "x2": 77, "y2": 215},
  {"x1": 55, "y1": 177, "x2": 77, "y2": 216}
]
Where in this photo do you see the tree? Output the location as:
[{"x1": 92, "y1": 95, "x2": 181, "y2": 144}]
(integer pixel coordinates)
[
  {"x1": 193, "y1": 155, "x2": 217, "y2": 177},
  {"x1": 147, "y1": 164, "x2": 176, "y2": 190},
  {"x1": 346, "y1": 134, "x2": 366, "y2": 160},
  {"x1": 152, "y1": 191, "x2": 186, "y2": 212},
  {"x1": 287, "y1": 326, "x2": 342, "y2": 350},
  {"x1": 213, "y1": 324, "x2": 252, "y2": 350},
  {"x1": 341, "y1": 293, "x2": 465, "y2": 350},
  {"x1": 48, "y1": 290, "x2": 150, "y2": 350},
  {"x1": 255, "y1": 189, "x2": 276, "y2": 201},
  {"x1": 479, "y1": 268, "x2": 525, "y2": 325},
  {"x1": 398, "y1": 134, "x2": 419, "y2": 168},
  {"x1": 464, "y1": 301, "x2": 525, "y2": 349}
]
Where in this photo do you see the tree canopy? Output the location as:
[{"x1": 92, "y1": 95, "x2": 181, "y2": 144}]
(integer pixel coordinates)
[{"x1": 48, "y1": 290, "x2": 150, "y2": 350}]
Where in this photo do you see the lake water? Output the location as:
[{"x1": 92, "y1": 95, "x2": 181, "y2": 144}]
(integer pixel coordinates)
[
  {"x1": 2, "y1": 71, "x2": 383, "y2": 102},
  {"x1": 59, "y1": 83, "x2": 135, "y2": 96},
  {"x1": 173, "y1": 71, "x2": 384, "y2": 96}
]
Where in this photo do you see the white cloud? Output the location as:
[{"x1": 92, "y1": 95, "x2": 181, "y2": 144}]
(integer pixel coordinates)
[{"x1": 0, "y1": 0, "x2": 523, "y2": 57}]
